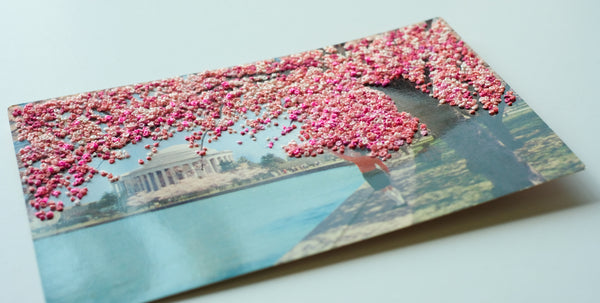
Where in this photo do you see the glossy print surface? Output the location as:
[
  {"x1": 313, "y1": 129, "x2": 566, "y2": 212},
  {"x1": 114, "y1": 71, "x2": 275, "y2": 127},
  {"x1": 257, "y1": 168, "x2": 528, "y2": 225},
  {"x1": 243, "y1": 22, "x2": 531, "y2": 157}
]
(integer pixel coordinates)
[{"x1": 8, "y1": 18, "x2": 584, "y2": 302}]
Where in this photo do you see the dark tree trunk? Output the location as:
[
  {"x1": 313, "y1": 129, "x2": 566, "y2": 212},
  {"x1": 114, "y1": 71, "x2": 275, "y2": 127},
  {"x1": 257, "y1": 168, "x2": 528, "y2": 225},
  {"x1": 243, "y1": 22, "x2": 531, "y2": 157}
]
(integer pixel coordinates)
[{"x1": 376, "y1": 78, "x2": 544, "y2": 198}]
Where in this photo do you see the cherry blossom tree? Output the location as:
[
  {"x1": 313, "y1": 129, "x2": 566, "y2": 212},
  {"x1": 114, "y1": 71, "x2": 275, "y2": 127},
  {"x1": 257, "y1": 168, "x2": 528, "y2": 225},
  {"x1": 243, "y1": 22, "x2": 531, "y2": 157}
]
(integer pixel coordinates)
[{"x1": 10, "y1": 18, "x2": 518, "y2": 221}]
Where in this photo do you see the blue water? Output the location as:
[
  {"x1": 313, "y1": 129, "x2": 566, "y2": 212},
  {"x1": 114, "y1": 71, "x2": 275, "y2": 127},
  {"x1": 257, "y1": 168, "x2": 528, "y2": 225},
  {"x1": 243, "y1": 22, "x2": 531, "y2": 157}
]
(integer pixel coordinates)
[{"x1": 34, "y1": 166, "x2": 364, "y2": 302}]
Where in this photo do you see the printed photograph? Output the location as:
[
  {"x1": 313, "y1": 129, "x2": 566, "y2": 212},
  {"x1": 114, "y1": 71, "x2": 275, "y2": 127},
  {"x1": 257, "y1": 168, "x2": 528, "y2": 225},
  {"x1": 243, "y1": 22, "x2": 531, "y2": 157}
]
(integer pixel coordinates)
[{"x1": 8, "y1": 18, "x2": 584, "y2": 302}]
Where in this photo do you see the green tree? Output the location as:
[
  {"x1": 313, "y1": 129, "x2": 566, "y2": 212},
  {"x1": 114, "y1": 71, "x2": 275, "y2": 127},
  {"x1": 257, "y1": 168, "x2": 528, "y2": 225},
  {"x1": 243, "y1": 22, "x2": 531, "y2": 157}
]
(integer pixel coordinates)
[
  {"x1": 219, "y1": 160, "x2": 236, "y2": 172},
  {"x1": 236, "y1": 156, "x2": 251, "y2": 164},
  {"x1": 97, "y1": 192, "x2": 118, "y2": 208},
  {"x1": 259, "y1": 153, "x2": 285, "y2": 168}
]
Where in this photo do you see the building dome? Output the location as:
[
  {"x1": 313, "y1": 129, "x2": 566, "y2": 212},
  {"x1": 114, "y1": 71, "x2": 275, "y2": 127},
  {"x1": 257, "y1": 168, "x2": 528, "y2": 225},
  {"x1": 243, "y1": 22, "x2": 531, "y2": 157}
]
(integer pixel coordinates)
[{"x1": 142, "y1": 145, "x2": 218, "y2": 169}]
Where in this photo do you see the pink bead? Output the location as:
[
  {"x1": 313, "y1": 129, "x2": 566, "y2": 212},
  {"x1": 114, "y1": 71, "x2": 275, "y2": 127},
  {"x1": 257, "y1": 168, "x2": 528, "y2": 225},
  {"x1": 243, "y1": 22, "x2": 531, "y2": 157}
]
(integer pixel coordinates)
[{"x1": 14, "y1": 18, "x2": 510, "y2": 222}]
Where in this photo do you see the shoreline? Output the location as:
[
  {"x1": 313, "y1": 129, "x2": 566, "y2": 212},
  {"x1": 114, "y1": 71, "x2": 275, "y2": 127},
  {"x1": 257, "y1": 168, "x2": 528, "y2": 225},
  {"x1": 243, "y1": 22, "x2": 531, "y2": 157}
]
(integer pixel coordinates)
[{"x1": 31, "y1": 161, "x2": 352, "y2": 240}]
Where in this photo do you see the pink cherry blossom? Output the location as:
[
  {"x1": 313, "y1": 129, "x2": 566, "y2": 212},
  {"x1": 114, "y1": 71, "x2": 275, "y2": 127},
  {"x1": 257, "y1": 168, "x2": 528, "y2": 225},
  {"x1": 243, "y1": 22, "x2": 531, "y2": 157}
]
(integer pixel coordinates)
[{"x1": 10, "y1": 18, "x2": 515, "y2": 221}]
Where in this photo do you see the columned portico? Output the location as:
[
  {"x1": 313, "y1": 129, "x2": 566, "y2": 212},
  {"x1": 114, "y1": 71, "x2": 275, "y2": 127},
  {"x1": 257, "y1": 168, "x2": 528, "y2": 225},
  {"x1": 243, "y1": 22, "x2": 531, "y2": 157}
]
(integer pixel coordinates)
[{"x1": 113, "y1": 144, "x2": 234, "y2": 197}]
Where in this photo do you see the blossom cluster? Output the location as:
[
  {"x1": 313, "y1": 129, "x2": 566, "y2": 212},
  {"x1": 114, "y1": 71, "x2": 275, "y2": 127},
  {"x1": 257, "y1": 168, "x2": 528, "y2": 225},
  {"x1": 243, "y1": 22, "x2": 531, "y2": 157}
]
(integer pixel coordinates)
[{"x1": 10, "y1": 18, "x2": 515, "y2": 220}]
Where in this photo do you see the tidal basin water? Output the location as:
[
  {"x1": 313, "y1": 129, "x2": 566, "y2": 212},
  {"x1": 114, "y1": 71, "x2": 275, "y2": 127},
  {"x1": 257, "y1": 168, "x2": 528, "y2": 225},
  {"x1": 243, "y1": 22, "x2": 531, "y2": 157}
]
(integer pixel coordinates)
[{"x1": 34, "y1": 166, "x2": 365, "y2": 302}]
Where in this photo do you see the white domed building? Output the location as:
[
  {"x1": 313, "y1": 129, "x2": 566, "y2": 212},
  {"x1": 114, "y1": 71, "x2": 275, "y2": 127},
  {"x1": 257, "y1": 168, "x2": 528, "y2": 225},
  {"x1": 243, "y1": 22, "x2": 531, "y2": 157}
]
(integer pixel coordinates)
[{"x1": 112, "y1": 145, "x2": 233, "y2": 198}]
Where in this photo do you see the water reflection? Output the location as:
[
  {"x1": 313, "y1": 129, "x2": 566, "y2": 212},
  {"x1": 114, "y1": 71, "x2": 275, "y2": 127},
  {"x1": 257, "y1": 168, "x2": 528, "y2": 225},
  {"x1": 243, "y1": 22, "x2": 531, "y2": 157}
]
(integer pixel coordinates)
[{"x1": 34, "y1": 166, "x2": 364, "y2": 303}]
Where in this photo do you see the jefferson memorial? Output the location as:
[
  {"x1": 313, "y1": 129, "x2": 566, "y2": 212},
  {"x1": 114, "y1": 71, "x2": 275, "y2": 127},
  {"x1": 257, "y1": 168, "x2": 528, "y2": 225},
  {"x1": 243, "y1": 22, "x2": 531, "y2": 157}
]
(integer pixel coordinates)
[{"x1": 112, "y1": 144, "x2": 233, "y2": 198}]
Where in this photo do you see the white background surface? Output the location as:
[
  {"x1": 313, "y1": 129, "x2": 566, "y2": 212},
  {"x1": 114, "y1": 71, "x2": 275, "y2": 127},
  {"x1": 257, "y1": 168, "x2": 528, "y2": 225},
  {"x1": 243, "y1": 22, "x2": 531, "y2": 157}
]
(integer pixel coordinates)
[{"x1": 1, "y1": 1, "x2": 599, "y2": 302}]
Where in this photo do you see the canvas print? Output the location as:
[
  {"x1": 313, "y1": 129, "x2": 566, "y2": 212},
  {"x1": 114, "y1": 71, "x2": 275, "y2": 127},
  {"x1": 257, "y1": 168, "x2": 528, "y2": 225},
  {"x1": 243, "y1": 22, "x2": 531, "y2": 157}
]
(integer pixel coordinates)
[{"x1": 8, "y1": 18, "x2": 583, "y2": 302}]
